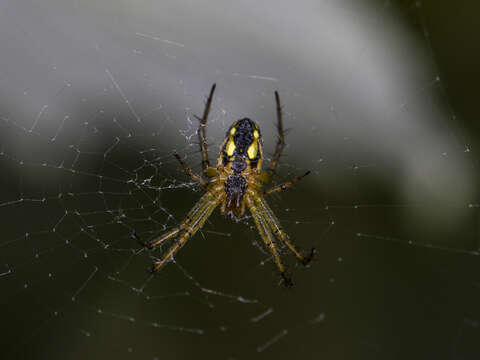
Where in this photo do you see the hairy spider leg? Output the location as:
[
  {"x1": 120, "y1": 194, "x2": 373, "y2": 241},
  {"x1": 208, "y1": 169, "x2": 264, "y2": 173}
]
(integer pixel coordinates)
[
  {"x1": 146, "y1": 190, "x2": 219, "y2": 250},
  {"x1": 195, "y1": 83, "x2": 216, "y2": 174},
  {"x1": 174, "y1": 153, "x2": 207, "y2": 188},
  {"x1": 256, "y1": 197, "x2": 314, "y2": 265},
  {"x1": 151, "y1": 191, "x2": 220, "y2": 272},
  {"x1": 247, "y1": 197, "x2": 292, "y2": 287},
  {"x1": 265, "y1": 91, "x2": 286, "y2": 183},
  {"x1": 138, "y1": 226, "x2": 180, "y2": 249},
  {"x1": 264, "y1": 171, "x2": 311, "y2": 197}
]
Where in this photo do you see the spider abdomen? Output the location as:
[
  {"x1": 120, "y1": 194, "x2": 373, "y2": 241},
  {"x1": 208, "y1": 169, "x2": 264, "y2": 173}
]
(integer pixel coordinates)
[{"x1": 224, "y1": 175, "x2": 247, "y2": 212}]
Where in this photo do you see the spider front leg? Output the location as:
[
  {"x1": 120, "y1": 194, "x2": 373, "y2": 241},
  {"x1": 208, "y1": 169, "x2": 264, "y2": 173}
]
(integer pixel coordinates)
[
  {"x1": 195, "y1": 83, "x2": 216, "y2": 175},
  {"x1": 265, "y1": 91, "x2": 286, "y2": 183},
  {"x1": 248, "y1": 198, "x2": 293, "y2": 287},
  {"x1": 174, "y1": 153, "x2": 207, "y2": 188}
]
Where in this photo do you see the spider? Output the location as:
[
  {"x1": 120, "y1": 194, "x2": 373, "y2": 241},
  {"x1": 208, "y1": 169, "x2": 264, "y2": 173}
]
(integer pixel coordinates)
[{"x1": 139, "y1": 84, "x2": 314, "y2": 287}]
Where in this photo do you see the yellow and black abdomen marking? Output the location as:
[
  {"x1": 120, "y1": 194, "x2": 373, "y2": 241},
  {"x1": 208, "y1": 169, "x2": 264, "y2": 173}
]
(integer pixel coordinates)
[{"x1": 220, "y1": 118, "x2": 263, "y2": 173}]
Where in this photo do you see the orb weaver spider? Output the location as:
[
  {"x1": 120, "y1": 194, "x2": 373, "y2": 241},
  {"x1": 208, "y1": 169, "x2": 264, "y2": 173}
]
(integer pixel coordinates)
[{"x1": 139, "y1": 84, "x2": 314, "y2": 286}]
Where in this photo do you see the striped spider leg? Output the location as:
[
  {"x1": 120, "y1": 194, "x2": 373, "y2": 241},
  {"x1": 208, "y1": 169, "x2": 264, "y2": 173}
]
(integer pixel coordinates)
[
  {"x1": 148, "y1": 188, "x2": 221, "y2": 272},
  {"x1": 243, "y1": 92, "x2": 313, "y2": 286}
]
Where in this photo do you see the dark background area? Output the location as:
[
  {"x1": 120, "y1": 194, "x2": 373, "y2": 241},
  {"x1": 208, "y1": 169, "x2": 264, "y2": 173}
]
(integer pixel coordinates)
[
  {"x1": 403, "y1": 0, "x2": 480, "y2": 145},
  {"x1": 0, "y1": 1, "x2": 479, "y2": 359}
]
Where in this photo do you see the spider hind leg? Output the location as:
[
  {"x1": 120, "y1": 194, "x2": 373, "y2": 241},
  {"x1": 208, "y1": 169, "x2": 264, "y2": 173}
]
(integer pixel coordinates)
[
  {"x1": 281, "y1": 272, "x2": 294, "y2": 287},
  {"x1": 300, "y1": 247, "x2": 316, "y2": 266},
  {"x1": 248, "y1": 200, "x2": 292, "y2": 287},
  {"x1": 151, "y1": 195, "x2": 219, "y2": 272},
  {"x1": 257, "y1": 197, "x2": 314, "y2": 266}
]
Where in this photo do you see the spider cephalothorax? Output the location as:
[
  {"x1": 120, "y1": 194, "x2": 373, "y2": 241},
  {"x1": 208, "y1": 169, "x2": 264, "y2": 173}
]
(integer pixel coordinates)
[{"x1": 139, "y1": 84, "x2": 314, "y2": 287}]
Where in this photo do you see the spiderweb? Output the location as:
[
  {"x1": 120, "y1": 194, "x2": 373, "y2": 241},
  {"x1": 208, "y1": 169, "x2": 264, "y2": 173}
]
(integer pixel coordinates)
[{"x1": 1, "y1": 1, "x2": 479, "y2": 359}]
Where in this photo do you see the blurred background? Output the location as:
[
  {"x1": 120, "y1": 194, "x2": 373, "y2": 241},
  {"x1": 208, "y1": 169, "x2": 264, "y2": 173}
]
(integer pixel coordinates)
[{"x1": 0, "y1": 0, "x2": 479, "y2": 359}]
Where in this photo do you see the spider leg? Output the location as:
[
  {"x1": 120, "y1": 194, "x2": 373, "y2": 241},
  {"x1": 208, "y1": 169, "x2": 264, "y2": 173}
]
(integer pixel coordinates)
[
  {"x1": 265, "y1": 91, "x2": 286, "y2": 183},
  {"x1": 195, "y1": 83, "x2": 216, "y2": 175},
  {"x1": 248, "y1": 199, "x2": 293, "y2": 287},
  {"x1": 151, "y1": 192, "x2": 219, "y2": 272},
  {"x1": 136, "y1": 227, "x2": 180, "y2": 249},
  {"x1": 257, "y1": 197, "x2": 315, "y2": 266},
  {"x1": 264, "y1": 171, "x2": 310, "y2": 197},
  {"x1": 145, "y1": 191, "x2": 218, "y2": 250},
  {"x1": 174, "y1": 153, "x2": 207, "y2": 188}
]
